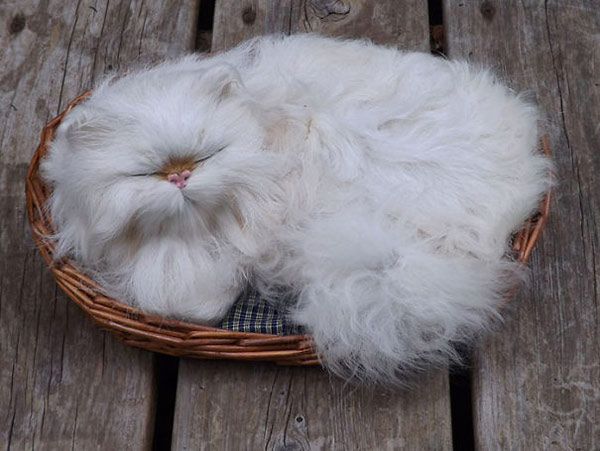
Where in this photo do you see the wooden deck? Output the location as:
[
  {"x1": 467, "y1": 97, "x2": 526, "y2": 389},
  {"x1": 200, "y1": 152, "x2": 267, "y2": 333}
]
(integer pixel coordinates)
[{"x1": 1, "y1": 1, "x2": 598, "y2": 449}]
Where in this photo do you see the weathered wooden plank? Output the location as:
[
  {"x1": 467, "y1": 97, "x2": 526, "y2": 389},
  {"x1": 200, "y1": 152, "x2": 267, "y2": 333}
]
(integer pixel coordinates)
[
  {"x1": 173, "y1": 361, "x2": 451, "y2": 450},
  {"x1": 212, "y1": 0, "x2": 430, "y2": 52},
  {"x1": 0, "y1": 1, "x2": 199, "y2": 449},
  {"x1": 443, "y1": 1, "x2": 600, "y2": 449},
  {"x1": 173, "y1": 1, "x2": 453, "y2": 450}
]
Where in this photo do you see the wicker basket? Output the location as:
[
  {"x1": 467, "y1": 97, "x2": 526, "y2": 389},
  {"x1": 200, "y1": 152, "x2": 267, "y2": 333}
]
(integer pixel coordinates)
[{"x1": 25, "y1": 91, "x2": 551, "y2": 366}]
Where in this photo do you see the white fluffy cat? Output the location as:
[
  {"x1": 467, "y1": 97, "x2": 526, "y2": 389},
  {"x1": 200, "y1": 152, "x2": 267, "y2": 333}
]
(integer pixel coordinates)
[{"x1": 41, "y1": 34, "x2": 551, "y2": 383}]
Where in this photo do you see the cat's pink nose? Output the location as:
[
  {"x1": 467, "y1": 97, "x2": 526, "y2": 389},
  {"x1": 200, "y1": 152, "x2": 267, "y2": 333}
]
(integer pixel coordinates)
[{"x1": 167, "y1": 170, "x2": 191, "y2": 188}]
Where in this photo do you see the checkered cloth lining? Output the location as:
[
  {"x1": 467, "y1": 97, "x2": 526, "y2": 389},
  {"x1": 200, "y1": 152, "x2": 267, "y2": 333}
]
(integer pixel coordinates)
[{"x1": 219, "y1": 287, "x2": 304, "y2": 335}]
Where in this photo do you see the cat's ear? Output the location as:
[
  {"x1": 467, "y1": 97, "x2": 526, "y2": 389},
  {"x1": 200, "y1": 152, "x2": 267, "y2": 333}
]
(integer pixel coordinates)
[
  {"x1": 55, "y1": 105, "x2": 91, "y2": 143},
  {"x1": 198, "y1": 63, "x2": 243, "y2": 103},
  {"x1": 56, "y1": 104, "x2": 119, "y2": 148}
]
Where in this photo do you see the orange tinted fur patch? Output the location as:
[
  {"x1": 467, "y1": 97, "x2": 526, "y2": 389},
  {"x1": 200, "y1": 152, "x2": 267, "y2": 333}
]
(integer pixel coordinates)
[{"x1": 156, "y1": 155, "x2": 197, "y2": 179}]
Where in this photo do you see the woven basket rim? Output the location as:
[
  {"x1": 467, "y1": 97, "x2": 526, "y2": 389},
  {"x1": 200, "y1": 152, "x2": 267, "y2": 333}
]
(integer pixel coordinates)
[{"x1": 25, "y1": 90, "x2": 551, "y2": 365}]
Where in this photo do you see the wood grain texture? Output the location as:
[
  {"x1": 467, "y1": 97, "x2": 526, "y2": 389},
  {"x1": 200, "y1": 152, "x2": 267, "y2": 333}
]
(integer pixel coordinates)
[
  {"x1": 443, "y1": 1, "x2": 600, "y2": 449},
  {"x1": 212, "y1": 0, "x2": 430, "y2": 52},
  {"x1": 173, "y1": 361, "x2": 451, "y2": 451},
  {"x1": 0, "y1": 1, "x2": 198, "y2": 449},
  {"x1": 174, "y1": 1, "x2": 452, "y2": 450}
]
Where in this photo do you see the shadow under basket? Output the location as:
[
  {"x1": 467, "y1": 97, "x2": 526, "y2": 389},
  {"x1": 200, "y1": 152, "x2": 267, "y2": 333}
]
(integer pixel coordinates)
[{"x1": 25, "y1": 91, "x2": 552, "y2": 366}]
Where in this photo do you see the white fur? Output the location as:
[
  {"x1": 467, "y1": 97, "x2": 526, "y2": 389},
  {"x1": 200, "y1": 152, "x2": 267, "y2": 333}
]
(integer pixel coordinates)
[{"x1": 41, "y1": 34, "x2": 551, "y2": 384}]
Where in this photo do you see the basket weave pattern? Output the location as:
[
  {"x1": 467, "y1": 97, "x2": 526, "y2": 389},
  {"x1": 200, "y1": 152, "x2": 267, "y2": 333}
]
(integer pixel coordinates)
[{"x1": 25, "y1": 92, "x2": 551, "y2": 365}]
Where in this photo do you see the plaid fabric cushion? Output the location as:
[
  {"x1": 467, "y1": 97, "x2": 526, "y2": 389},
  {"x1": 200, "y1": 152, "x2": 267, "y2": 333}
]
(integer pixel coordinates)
[{"x1": 220, "y1": 287, "x2": 303, "y2": 335}]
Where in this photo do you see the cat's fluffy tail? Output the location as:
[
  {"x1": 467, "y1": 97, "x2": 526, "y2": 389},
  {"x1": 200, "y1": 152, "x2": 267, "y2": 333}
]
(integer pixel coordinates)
[{"x1": 286, "y1": 214, "x2": 517, "y2": 385}]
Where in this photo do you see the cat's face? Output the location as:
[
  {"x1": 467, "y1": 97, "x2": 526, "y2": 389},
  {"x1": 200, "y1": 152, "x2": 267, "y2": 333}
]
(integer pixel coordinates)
[{"x1": 42, "y1": 60, "x2": 275, "y2": 261}]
